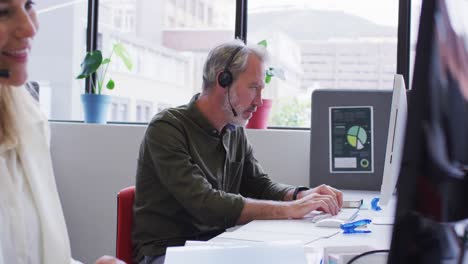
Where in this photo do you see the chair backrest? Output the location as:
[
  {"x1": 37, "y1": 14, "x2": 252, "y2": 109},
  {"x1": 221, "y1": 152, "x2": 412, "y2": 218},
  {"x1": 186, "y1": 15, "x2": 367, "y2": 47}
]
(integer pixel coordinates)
[{"x1": 116, "y1": 186, "x2": 135, "y2": 264}]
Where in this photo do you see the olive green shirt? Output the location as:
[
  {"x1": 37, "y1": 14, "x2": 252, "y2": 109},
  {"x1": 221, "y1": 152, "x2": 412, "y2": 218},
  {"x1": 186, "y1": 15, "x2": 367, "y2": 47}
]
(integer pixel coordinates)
[{"x1": 132, "y1": 94, "x2": 294, "y2": 261}]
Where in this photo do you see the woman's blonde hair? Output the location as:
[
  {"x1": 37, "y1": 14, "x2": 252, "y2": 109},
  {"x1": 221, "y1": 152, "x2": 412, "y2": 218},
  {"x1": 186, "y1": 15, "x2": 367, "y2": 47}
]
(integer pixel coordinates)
[{"x1": 0, "y1": 85, "x2": 18, "y2": 146}]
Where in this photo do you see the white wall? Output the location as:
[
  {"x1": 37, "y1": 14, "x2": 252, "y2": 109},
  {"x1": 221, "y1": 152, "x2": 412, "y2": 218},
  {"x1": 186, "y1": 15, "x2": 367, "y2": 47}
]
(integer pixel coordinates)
[{"x1": 50, "y1": 123, "x2": 310, "y2": 263}]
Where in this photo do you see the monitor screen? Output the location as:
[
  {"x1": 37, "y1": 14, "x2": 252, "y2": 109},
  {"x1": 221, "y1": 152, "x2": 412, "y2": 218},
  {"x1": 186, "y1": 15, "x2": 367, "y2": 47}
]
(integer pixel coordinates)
[
  {"x1": 379, "y1": 74, "x2": 407, "y2": 207},
  {"x1": 389, "y1": 0, "x2": 468, "y2": 262}
]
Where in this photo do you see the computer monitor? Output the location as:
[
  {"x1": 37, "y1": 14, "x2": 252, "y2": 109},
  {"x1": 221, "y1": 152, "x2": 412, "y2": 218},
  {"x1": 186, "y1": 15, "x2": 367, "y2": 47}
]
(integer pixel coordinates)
[
  {"x1": 379, "y1": 74, "x2": 407, "y2": 207},
  {"x1": 389, "y1": 0, "x2": 468, "y2": 262}
]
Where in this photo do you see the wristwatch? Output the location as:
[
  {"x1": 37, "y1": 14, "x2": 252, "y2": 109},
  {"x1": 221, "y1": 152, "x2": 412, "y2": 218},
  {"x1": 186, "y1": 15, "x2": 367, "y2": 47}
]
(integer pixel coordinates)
[{"x1": 292, "y1": 186, "x2": 310, "y2": 200}]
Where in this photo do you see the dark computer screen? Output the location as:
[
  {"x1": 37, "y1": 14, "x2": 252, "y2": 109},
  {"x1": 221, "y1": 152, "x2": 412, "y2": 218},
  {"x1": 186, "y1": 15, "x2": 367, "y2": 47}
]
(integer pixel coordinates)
[{"x1": 389, "y1": 0, "x2": 468, "y2": 262}]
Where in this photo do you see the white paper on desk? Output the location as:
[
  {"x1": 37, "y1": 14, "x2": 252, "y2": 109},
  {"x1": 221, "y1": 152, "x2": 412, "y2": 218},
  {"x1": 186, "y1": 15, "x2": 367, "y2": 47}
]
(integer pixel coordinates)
[
  {"x1": 240, "y1": 219, "x2": 341, "y2": 236},
  {"x1": 184, "y1": 240, "x2": 254, "y2": 247},
  {"x1": 216, "y1": 220, "x2": 339, "y2": 245},
  {"x1": 165, "y1": 241, "x2": 307, "y2": 264},
  {"x1": 218, "y1": 229, "x2": 319, "y2": 244}
]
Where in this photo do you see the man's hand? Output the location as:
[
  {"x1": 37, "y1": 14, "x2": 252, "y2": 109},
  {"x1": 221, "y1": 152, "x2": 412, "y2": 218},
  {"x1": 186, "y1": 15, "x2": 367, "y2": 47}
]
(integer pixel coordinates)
[
  {"x1": 95, "y1": 256, "x2": 125, "y2": 264},
  {"x1": 237, "y1": 185, "x2": 343, "y2": 224},
  {"x1": 287, "y1": 191, "x2": 340, "y2": 218},
  {"x1": 297, "y1": 184, "x2": 343, "y2": 210}
]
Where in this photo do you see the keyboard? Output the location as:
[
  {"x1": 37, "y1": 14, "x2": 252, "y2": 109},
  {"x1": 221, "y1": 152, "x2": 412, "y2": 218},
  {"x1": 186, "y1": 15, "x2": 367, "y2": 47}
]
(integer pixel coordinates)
[{"x1": 305, "y1": 208, "x2": 360, "y2": 223}]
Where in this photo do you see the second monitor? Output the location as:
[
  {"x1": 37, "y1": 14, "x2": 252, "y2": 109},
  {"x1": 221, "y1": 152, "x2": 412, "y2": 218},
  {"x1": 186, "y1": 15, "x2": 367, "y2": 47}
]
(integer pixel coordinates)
[
  {"x1": 310, "y1": 74, "x2": 407, "y2": 191},
  {"x1": 379, "y1": 74, "x2": 408, "y2": 206}
]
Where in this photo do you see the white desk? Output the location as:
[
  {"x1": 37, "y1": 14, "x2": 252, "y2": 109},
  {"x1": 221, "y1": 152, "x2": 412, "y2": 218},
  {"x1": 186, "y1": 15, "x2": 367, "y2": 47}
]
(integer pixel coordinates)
[{"x1": 210, "y1": 191, "x2": 394, "y2": 264}]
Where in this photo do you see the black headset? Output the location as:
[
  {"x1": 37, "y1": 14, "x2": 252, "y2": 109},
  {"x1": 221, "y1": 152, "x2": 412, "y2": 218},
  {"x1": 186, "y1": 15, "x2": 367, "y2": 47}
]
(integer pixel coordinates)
[{"x1": 217, "y1": 46, "x2": 244, "y2": 88}]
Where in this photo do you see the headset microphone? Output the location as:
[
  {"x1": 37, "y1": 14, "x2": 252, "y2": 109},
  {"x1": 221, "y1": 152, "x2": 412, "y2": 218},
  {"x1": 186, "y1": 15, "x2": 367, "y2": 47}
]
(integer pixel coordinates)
[
  {"x1": 218, "y1": 46, "x2": 243, "y2": 118},
  {"x1": 0, "y1": 70, "x2": 10, "y2": 78},
  {"x1": 228, "y1": 87, "x2": 238, "y2": 117},
  {"x1": 231, "y1": 106, "x2": 238, "y2": 117}
]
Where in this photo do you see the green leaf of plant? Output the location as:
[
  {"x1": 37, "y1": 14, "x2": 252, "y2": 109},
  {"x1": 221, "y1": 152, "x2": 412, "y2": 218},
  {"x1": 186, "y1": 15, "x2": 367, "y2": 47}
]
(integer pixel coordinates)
[
  {"x1": 257, "y1": 40, "x2": 268, "y2": 48},
  {"x1": 106, "y1": 79, "x2": 115, "y2": 90},
  {"x1": 102, "y1": 58, "x2": 111, "y2": 64},
  {"x1": 265, "y1": 75, "x2": 272, "y2": 84},
  {"x1": 113, "y1": 43, "x2": 133, "y2": 71},
  {"x1": 76, "y1": 50, "x2": 102, "y2": 79}
]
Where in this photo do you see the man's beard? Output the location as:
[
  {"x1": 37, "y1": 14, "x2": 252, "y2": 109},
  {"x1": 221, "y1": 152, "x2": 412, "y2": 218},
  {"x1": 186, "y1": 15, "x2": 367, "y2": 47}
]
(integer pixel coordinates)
[{"x1": 223, "y1": 88, "x2": 249, "y2": 127}]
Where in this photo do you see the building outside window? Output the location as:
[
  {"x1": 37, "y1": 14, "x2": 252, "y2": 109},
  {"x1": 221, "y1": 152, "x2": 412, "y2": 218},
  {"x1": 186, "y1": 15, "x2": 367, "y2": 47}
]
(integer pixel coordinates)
[
  {"x1": 135, "y1": 100, "x2": 154, "y2": 122},
  {"x1": 198, "y1": 2, "x2": 204, "y2": 21},
  {"x1": 109, "y1": 97, "x2": 131, "y2": 122},
  {"x1": 207, "y1": 7, "x2": 213, "y2": 26},
  {"x1": 248, "y1": 0, "x2": 400, "y2": 127}
]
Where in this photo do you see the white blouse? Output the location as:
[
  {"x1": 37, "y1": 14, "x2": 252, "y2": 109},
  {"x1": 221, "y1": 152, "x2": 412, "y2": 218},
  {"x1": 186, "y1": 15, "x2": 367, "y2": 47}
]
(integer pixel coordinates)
[
  {"x1": 0, "y1": 146, "x2": 41, "y2": 263},
  {"x1": 0, "y1": 86, "x2": 81, "y2": 264}
]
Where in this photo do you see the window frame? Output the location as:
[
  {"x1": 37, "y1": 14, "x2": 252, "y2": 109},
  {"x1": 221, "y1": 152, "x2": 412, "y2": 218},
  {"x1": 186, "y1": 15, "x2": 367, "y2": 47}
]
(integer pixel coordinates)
[
  {"x1": 86, "y1": 0, "x2": 99, "y2": 94},
  {"x1": 83, "y1": 0, "x2": 411, "y2": 129}
]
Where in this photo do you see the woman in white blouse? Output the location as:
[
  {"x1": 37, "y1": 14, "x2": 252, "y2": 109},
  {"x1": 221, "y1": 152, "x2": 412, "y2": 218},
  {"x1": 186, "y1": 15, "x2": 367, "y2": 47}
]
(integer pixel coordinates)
[{"x1": 0, "y1": 1, "x2": 123, "y2": 263}]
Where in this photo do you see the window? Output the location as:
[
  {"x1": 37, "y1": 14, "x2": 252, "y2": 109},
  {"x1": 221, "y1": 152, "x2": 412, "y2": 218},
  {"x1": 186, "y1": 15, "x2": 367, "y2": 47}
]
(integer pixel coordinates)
[
  {"x1": 177, "y1": 0, "x2": 185, "y2": 9},
  {"x1": 31, "y1": 0, "x2": 409, "y2": 127},
  {"x1": 248, "y1": 0, "x2": 400, "y2": 128},
  {"x1": 198, "y1": 2, "x2": 205, "y2": 21},
  {"x1": 190, "y1": 0, "x2": 196, "y2": 17},
  {"x1": 157, "y1": 102, "x2": 172, "y2": 113},
  {"x1": 29, "y1": 1, "x2": 88, "y2": 121},
  {"x1": 168, "y1": 16, "x2": 176, "y2": 27},
  {"x1": 32, "y1": 0, "x2": 236, "y2": 122},
  {"x1": 109, "y1": 97, "x2": 130, "y2": 122},
  {"x1": 95, "y1": 0, "x2": 235, "y2": 122},
  {"x1": 207, "y1": 7, "x2": 213, "y2": 26},
  {"x1": 135, "y1": 100, "x2": 154, "y2": 122}
]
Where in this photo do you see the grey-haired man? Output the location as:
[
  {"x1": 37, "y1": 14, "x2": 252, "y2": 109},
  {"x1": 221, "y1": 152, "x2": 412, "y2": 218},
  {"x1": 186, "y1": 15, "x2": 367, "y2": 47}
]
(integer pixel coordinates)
[{"x1": 132, "y1": 39, "x2": 343, "y2": 264}]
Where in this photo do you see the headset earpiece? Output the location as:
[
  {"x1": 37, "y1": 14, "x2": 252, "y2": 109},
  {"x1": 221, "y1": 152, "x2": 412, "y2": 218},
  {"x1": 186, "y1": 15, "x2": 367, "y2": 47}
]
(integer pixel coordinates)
[
  {"x1": 217, "y1": 46, "x2": 243, "y2": 88},
  {"x1": 218, "y1": 70, "x2": 233, "y2": 88}
]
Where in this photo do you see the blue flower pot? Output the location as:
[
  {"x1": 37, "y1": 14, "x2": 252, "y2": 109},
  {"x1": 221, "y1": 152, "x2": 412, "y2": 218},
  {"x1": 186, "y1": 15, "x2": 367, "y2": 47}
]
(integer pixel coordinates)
[{"x1": 81, "y1": 94, "x2": 112, "y2": 124}]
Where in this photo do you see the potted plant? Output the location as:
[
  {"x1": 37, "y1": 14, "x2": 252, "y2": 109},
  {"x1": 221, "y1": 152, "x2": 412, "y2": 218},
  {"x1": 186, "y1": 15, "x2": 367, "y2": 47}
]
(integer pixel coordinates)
[
  {"x1": 77, "y1": 43, "x2": 133, "y2": 123},
  {"x1": 246, "y1": 40, "x2": 285, "y2": 129}
]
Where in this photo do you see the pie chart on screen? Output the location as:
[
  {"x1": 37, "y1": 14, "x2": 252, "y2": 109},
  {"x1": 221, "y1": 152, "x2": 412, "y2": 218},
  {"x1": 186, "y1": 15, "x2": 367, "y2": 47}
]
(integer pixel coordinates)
[{"x1": 346, "y1": 125, "x2": 367, "y2": 150}]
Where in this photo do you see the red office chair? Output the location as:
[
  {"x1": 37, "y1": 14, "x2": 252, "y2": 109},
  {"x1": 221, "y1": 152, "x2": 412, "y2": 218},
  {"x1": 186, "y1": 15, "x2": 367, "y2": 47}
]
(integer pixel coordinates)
[{"x1": 116, "y1": 186, "x2": 135, "y2": 264}]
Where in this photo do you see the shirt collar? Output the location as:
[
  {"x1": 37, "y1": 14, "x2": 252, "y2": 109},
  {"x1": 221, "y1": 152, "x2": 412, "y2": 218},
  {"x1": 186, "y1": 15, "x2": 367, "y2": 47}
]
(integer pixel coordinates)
[{"x1": 187, "y1": 93, "x2": 235, "y2": 137}]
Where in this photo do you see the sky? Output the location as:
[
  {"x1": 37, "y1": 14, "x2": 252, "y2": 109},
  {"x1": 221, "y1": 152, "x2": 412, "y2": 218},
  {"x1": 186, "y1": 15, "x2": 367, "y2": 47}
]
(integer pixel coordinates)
[{"x1": 248, "y1": 0, "x2": 400, "y2": 27}]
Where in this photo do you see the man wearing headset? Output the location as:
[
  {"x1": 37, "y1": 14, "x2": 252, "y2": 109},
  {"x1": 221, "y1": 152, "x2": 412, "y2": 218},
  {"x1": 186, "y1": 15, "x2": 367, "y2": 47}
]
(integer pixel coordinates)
[{"x1": 132, "y1": 39, "x2": 343, "y2": 264}]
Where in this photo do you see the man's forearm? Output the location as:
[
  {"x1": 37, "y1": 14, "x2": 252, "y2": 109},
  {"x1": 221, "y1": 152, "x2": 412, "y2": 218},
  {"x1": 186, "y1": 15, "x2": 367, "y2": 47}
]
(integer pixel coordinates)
[
  {"x1": 236, "y1": 198, "x2": 292, "y2": 225},
  {"x1": 236, "y1": 189, "x2": 343, "y2": 225}
]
